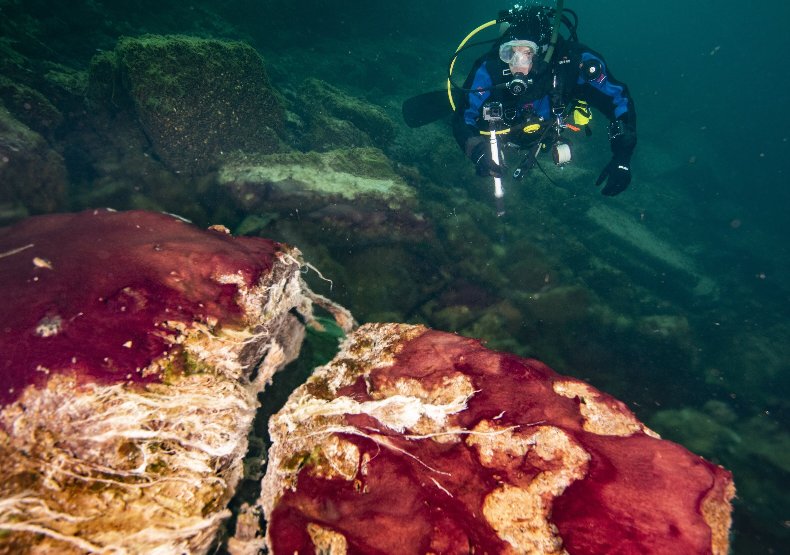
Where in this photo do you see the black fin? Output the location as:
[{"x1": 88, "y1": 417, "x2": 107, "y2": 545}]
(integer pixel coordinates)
[{"x1": 401, "y1": 89, "x2": 457, "y2": 128}]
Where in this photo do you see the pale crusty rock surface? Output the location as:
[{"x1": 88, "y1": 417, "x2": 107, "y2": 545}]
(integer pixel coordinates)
[{"x1": 217, "y1": 148, "x2": 430, "y2": 244}]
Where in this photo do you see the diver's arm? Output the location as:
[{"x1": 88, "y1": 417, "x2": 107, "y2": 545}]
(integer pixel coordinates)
[
  {"x1": 452, "y1": 61, "x2": 495, "y2": 151},
  {"x1": 574, "y1": 49, "x2": 637, "y2": 163},
  {"x1": 574, "y1": 49, "x2": 636, "y2": 132},
  {"x1": 572, "y1": 47, "x2": 637, "y2": 195}
]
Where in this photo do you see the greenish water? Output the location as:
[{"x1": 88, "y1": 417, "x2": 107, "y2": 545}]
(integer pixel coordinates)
[{"x1": 1, "y1": 1, "x2": 787, "y2": 553}]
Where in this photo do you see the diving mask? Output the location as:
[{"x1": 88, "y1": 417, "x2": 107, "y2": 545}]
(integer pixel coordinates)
[{"x1": 499, "y1": 40, "x2": 538, "y2": 66}]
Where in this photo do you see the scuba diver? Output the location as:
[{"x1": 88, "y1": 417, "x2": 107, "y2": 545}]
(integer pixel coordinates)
[{"x1": 452, "y1": 3, "x2": 637, "y2": 196}]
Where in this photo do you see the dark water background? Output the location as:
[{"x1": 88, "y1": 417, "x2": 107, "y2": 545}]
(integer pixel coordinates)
[{"x1": 1, "y1": 1, "x2": 788, "y2": 553}]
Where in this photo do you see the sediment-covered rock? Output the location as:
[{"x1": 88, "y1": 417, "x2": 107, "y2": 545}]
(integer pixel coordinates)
[
  {"x1": 261, "y1": 323, "x2": 735, "y2": 555},
  {"x1": 220, "y1": 147, "x2": 430, "y2": 244},
  {"x1": 584, "y1": 203, "x2": 719, "y2": 301},
  {"x1": 0, "y1": 209, "x2": 349, "y2": 554}
]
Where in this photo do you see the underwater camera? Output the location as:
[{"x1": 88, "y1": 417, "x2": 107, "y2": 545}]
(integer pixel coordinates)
[{"x1": 482, "y1": 101, "x2": 504, "y2": 122}]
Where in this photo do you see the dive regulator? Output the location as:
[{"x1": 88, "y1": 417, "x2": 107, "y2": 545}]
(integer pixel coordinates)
[{"x1": 505, "y1": 73, "x2": 533, "y2": 96}]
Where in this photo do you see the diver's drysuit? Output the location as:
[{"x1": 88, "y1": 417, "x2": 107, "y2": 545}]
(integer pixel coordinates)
[{"x1": 453, "y1": 37, "x2": 637, "y2": 189}]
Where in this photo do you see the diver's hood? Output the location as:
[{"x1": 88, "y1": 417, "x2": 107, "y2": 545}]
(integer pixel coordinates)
[{"x1": 500, "y1": 33, "x2": 547, "y2": 56}]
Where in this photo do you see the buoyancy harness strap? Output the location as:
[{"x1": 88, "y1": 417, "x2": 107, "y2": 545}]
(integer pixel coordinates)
[
  {"x1": 550, "y1": 70, "x2": 565, "y2": 117},
  {"x1": 544, "y1": 0, "x2": 565, "y2": 63}
]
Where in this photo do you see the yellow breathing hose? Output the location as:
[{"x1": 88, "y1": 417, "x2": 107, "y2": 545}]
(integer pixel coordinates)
[{"x1": 447, "y1": 19, "x2": 497, "y2": 112}]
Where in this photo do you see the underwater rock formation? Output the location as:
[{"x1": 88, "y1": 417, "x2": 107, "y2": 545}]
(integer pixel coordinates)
[
  {"x1": 584, "y1": 204, "x2": 718, "y2": 301},
  {"x1": 260, "y1": 323, "x2": 734, "y2": 555},
  {"x1": 0, "y1": 105, "x2": 68, "y2": 219},
  {"x1": 289, "y1": 78, "x2": 396, "y2": 152},
  {"x1": 220, "y1": 147, "x2": 430, "y2": 244},
  {"x1": 0, "y1": 209, "x2": 348, "y2": 554},
  {"x1": 87, "y1": 36, "x2": 285, "y2": 175}
]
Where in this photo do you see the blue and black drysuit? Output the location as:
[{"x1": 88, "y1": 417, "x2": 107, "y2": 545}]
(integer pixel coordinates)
[{"x1": 453, "y1": 38, "x2": 637, "y2": 195}]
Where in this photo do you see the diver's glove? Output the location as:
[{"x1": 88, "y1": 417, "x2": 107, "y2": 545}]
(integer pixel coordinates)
[
  {"x1": 596, "y1": 120, "x2": 637, "y2": 196},
  {"x1": 596, "y1": 156, "x2": 631, "y2": 196},
  {"x1": 465, "y1": 136, "x2": 503, "y2": 178}
]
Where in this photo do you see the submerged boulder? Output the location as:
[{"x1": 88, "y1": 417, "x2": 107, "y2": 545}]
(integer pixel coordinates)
[
  {"x1": 260, "y1": 323, "x2": 734, "y2": 555},
  {"x1": 0, "y1": 209, "x2": 349, "y2": 554},
  {"x1": 87, "y1": 36, "x2": 285, "y2": 175}
]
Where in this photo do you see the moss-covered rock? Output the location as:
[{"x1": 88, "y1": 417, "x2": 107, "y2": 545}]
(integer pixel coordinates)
[
  {"x1": 87, "y1": 35, "x2": 286, "y2": 175},
  {"x1": 0, "y1": 105, "x2": 68, "y2": 219},
  {"x1": 86, "y1": 50, "x2": 131, "y2": 113},
  {"x1": 287, "y1": 78, "x2": 396, "y2": 152},
  {"x1": 0, "y1": 76, "x2": 64, "y2": 137},
  {"x1": 522, "y1": 284, "x2": 592, "y2": 326}
]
